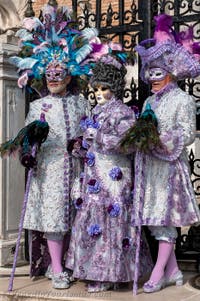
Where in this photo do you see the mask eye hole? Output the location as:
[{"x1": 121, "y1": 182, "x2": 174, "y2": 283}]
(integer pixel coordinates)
[
  {"x1": 93, "y1": 87, "x2": 98, "y2": 92},
  {"x1": 101, "y1": 86, "x2": 108, "y2": 91},
  {"x1": 155, "y1": 72, "x2": 162, "y2": 77}
]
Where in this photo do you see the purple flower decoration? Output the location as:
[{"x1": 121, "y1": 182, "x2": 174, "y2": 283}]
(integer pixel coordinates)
[
  {"x1": 80, "y1": 116, "x2": 93, "y2": 131},
  {"x1": 87, "y1": 224, "x2": 102, "y2": 237},
  {"x1": 74, "y1": 197, "x2": 83, "y2": 209},
  {"x1": 87, "y1": 179, "x2": 101, "y2": 194},
  {"x1": 80, "y1": 115, "x2": 100, "y2": 131},
  {"x1": 82, "y1": 139, "x2": 89, "y2": 150},
  {"x1": 122, "y1": 237, "x2": 131, "y2": 250},
  {"x1": 85, "y1": 152, "x2": 95, "y2": 167},
  {"x1": 109, "y1": 167, "x2": 123, "y2": 181},
  {"x1": 107, "y1": 203, "x2": 121, "y2": 217}
]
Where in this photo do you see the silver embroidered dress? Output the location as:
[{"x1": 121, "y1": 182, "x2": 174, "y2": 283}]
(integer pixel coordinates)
[
  {"x1": 23, "y1": 93, "x2": 87, "y2": 233},
  {"x1": 132, "y1": 83, "x2": 200, "y2": 227},
  {"x1": 66, "y1": 97, "x2": 153, "y2": 282}
]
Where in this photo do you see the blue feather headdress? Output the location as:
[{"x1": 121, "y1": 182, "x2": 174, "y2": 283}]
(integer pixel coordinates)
[{"x1": 9, "y1": 3, "x2": 98, "y2": 94}]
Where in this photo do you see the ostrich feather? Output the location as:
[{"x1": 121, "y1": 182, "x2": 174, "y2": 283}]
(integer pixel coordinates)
[
  {"x1": 9, "y1": 57, "x2": 38, "y2": 70},
  {"x1": 75, "y1": 44, "x2": 93, "y2": 64},
  {"x1": 81, "y1": 28, "x2": 98, "y2": 41},
  {"x1": 15, "y1": 29, "x2": 34, "y2": 41}
]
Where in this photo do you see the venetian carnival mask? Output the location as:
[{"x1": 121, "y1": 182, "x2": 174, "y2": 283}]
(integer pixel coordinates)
[
  {"x1": 45, "y1": 63, "x2": 71, "y2": 96},
  {"x1": 145, "y1": 67, "x2": 173, "y2": 93},
  {"x1": 93, "y1": 85, "x2": 114, "y2": 105},
  {"x1": 145, "y1": 67, "x2": 168, "y2": 82}
]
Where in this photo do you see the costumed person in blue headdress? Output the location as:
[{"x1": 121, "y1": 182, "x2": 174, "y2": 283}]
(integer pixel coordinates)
[
  {"x1": 65, "y1": 45, "x2": 153, "y2": 293},
  {"x1": 127, "y1": 14, "x2": 200, "y2": 293},
  {"x1": 6, "y1": 2, "x2": 99, "y2": 289}
]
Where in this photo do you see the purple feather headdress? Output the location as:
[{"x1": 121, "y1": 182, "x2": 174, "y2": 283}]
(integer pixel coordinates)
[{"x1": 136, "y1": 14, "x2": 200, "y2": 82}]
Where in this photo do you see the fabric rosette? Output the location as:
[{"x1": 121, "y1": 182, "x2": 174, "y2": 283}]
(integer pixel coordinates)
[
  {"x1": 109, "y1": 166, "x2": 123, "y2": 181},
  {"x1": 87, "y1": 224, "x2": 102, "y2": 237},
  {"x1": 85, "y1": 152, "x2": 95, "y2": 167},
  {"x1": 74, "y1": 197, "x2": 83, "y2": 209},
  {"x1": 80, "y1": 116, "x2": 94, "y2": 131},
  {"x1": 87, "y1": 179, "x2": 101, "y2": 193},
  {"x1": 107, "y1": 203, "x2": 121, "y2": 217},
  {"x1": 80, "y1": 115, "x2": 100, "y2": 131}
]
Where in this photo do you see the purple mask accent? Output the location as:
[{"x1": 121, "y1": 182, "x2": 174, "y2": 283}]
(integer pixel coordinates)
[
  {"x1": 145, "y1": 67, "x2": 168, "y2": 82},
  {"x1": 45, "y1": 68, "x2": 67, "y2": 82}
]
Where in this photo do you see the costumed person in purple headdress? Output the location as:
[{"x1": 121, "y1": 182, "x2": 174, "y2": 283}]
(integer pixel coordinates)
[
  {"x1": 7, "y1": 3, "x2": 99, "y2": 289},
  {"x1": 128, "y1": 14, "x2": 200, "y2": 293},
  {"x1": 65, "y1": 47, "x2": 153, "y2": 293}
]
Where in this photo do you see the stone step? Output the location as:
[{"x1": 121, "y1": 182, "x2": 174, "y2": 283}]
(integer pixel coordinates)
[{"x1": 0, "y1": 268, "x2": 199, "y2": 301}]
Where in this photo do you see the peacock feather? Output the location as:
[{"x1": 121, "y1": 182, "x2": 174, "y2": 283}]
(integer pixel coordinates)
[
  {"x1": 0, "y1": 115, "x2": 49, "y2": 158},
  {"x1": 120, "y1": 104, "x2": 161, "y2": 153}
]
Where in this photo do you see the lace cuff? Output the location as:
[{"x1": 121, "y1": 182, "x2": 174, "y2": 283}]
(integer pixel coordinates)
[{"x1": 152, "y1": 129, "x2": 184, "y2": 161}]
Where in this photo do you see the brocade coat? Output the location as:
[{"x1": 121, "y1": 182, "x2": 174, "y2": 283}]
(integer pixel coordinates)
[
  {"x1": 132, "y1": 83, "x2": 200, "y2": 227},
  {"x1": 23, "y1": 93, "x2": 87, "y2": 233},
  {"x1": 66, "y1": 97, "x2": 153, "y2": 282}
]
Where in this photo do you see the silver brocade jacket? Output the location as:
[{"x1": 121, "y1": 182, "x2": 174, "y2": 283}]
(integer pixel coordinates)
[
  {"x1": 23, "y1": 93, "x2": 88, "y2": 233},
  {"x1": 132, "y1": 83, "x2": 200, "y2": 227}
]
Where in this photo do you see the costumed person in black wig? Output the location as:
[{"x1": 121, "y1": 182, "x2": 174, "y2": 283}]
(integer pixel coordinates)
[
  {"x1": 65, "y1": 46, "x2": 153, "y2": 293},
  {"x1": 2, "y1": 2, "x2": 99, "y2": 289},
  {"x1": 124, "y1": 14, "x2": 200, "y2": 293}
]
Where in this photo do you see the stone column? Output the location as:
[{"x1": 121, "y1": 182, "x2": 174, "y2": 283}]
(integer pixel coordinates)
[{"x1": 0, "y1": 35, "x2": 26, "y2": 266}]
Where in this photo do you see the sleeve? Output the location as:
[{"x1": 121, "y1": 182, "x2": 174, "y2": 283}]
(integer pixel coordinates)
[
  {"x1": 152, "y1": 94, "x2": 196, "y2": 161},
  {"x1": 95, "y1": 106, "x2": 136, "y2": 152},
  {"x1": 25, "y1": 101, "x2": 40, "y2": 126}
]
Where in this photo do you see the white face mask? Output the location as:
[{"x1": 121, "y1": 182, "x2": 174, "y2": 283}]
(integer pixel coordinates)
[
  {"x1": 93, "y1": 85, "x2": 113, "y2": 105},
  {"x1": 145, "y1": 67, "x2": 168, "y2": 82}
]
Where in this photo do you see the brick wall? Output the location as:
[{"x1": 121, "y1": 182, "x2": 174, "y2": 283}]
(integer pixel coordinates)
[{"x1": 32, "y1": 0, "x2": 119, "y2": 17}]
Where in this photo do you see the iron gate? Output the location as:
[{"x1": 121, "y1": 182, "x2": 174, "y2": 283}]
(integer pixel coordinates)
[{"x1": 24, "y1": 0, "x2": 200, "y2": 268}]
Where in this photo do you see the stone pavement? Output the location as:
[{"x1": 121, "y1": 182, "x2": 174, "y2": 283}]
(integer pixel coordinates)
[{"x1": 0, "y1": 265, "x2": 200, "y2": 301}]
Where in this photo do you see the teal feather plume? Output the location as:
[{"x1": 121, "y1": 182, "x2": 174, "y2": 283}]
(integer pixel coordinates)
[{"x1": 0, "y1": 119, "x2": 49, "y2": 158}]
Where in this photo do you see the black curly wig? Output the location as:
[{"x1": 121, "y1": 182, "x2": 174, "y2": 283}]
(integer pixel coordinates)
[{"x1": 90, "y1": 56, "x2": 127, "y2": 100}]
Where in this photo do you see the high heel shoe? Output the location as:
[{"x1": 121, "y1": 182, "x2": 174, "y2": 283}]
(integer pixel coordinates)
[
  {"x1": 165, "y1": 270, "x2": 183, "y2": 286},
  {"x1": 143, "y1": 276, "x2": 165, "y2": 293}
]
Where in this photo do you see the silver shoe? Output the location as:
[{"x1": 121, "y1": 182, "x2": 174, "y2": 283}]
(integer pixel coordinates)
[
  {"x1": 165, "y1": 270, "x2": 183, "y2": 286},
  {"x1": 52, "y1": 271, "x2": 70, "y2": 289},
  {"x1": 45, "y1": 264, "x2": 53, "y2": 280},
  {"x1": 143, "y1": 276, "x2": 165, "y2": 293},
  {"x1": 63, "y1": 268, "x2": 75, "y2": 283}
]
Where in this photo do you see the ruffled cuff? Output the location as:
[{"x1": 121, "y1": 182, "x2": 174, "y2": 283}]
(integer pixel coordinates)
[
  {"x1": 152, "y1": 129, "x2": 184, "y2": 161},
  {"x1": 96, "y1": 131, "x2": 122, "y2": 151}
]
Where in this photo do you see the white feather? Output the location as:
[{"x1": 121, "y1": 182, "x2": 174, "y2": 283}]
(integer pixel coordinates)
[
  {"x1": 81, "y1": 28, "x2": 98, "y2": 41},
  {"x1": 75, "y1": 44, "x2": 92, "y2": 64},
  {"x1": 15, "y1": 29, "x2": 33, "y2": 41}
]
